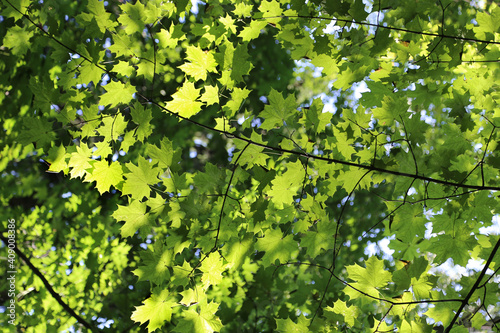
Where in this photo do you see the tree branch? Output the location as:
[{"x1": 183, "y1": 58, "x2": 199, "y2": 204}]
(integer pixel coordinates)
[
  {"x1": 444, "y1": 236, "x2": 500, "y2": 333},
  {"x1": 265, "y1": 14, "x2": 500, "y2": 45},
  {"x1": 0, "y1": 234, "x2": 97, "y2": 332}
]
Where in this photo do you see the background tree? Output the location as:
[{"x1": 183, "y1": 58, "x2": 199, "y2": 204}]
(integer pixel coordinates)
[{"x1": 1, "y1": 0, "x2": 499, "y2": 332}]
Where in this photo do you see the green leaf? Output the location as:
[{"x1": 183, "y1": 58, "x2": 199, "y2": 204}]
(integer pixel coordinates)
[
  {"x1": 130, "y1": 103, "x2": 153, "y2": 142},
  {"x1": 2, "y1": 0, "x2": 30, "y2": 20},
  {"x1": 180, "y1": 286, "x2": 206, "y2": 306},
  {"x1": 260, "y1": 89, "x2": 297, "y2": 130},
  {"x1": 17, "y1": 117, "x2": 56, "y2": 150},
  {"x1": 122, "y1": 156, "x2": 160, "y2": 200},
  {"x1": 76, "y1": 0, "x2": 117, "y2": 34},
  {"x1": 178, "y1": 46, "x2": 218, "y2": 81},
  {"x1": 276, "y1": 315, "x2": 310, "y2": 332},
  {"x1": 255, "y1": 229, "x2": 297, "y2": 266},
  {"x1": 131, "y1": 288, "x2": 175, "y2": 332},
  {"x1": 239, "y1": 20, "x2": 267, "y2": 42},
  {"x1": 3, "y1": 26, "x2": 33, "y2": 56},
  {"x1": 68, "y1": 144, "x2": 93, "y2": 179},
  {"x1": 302, "y1": 218, "x2": 337, "y2": 257},
  {"x1": 372, "y1": 95, "x2": 409, "y2": 126},
  {"x1": 474, "y1": 6, "x2": 500, "y2": 39},
  {"x1": 328, "y1": 300, "x2": 359, "y2": 327},
  {"x1": 46, "y1": 144, "x2": 68, "y2": 174},
  {"x1": 165, "y1": 81, "x2": 203, "y2": 118},
  {"x1": 146, "y1": 137, "x2": 180, "y2": 170},
  {"x1": 100, "y1": 81, "x2": 136, "y2": 107},
  {"x1": 79, "y1": 105, "x2": 101, "y2": 138},
  {"x1": 300, "y1": 98, "x2": 332, "y2": 134},
  {"x1": 117, "y1": 1, "x2": 146, "y2": 35},
  {"x1": 222, "y1": 87, "x2": 250, "y2": 117},
  {"x1": 230, "y1": 44, "x2": 253, "y2": 83},
  {"x1": 97, "y1": 114, "x2": 128, "y2": 141},
  {"x1": 200, "y1": 252, "x2": 226, "y2": 290},
  {"x1": 200, "y1": 85, "x2": 220, "y2": 106},
  {"x1": 173, "y1": 301, "x2": 223, "y2": 333},
  {"x1": 133, "y1": 242, "x2": 173, "y2": 284},
  {"x1": 108, "y1": 30, "x2": 134, "y2": 57},
  {"x1": 84, "y1": 160, "x2": 124, "y2": 194},
  {"x1": 411, "y1": 276, "x2": 434, "y2": 300},
  {"x1": 267, "y1": 174, "x2": 300, "y2": 207},
  {"x1": 112, "y1": 199, "x2": 152, "y2": 238},
  {"x1": 345, "y1": 256, "x2": 392, "y2": 299},
  {"x1": 234, "y1": 2, "x2": 252, "y2": 17},
  {"x1": 156, "y1": 24, "x2": 187, "y2": 49},
  {"x1": 430, "y1": 230, "x2": 478, "y2": 266},
  {"x1": 259, "y1": 0, "x2": 283, "y2": 19}
]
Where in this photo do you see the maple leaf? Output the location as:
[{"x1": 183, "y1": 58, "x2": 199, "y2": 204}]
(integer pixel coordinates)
[
  {"x1": 100, "y1": 81, "x2": 136, "y2": 107},
  {"x1": 2, "y1": 0, "x2": 29, "y2": 20},
  {"x1": 73, "y1": 42, "x2": 105, "y2": 85},
  {"x1": 180, "y1": 285, "x2": 206, "y2": 306},
  {"x1": 17, "y1": 117, "x2": 56, "y2": 149},
  {"x1": 92, "y1": 141, "x2": 113, "y2": 159},
  {"x1": 173, "y1": 301, "x2": 223, "y2": 333},
  {"x1": 84, "y1": 160, "x2": 123, "y2": 194},
  {"x1": 259, "y1": 0, "x2": 283, "y2": 25},
  {"x1": 276, "y1": 316, "x2": 310, "y2": 332},
  {"x1": 255, "y1": 229, "x2": 297, "y2": 266},
  {"x1": 336, "y1": 168, "x2": 372, "y2": 194},
  {"x1": 165, "y1": 81, "x2": 203, "y2": 118},
  {"x1": 46, "y1": 144, "x2": 68, "y2": 174},
  {"x1": 112, "y1": 199, "x2": 152, "y2": 238},
  {"x1": 345, "y1": 256, "x2": 392, "y2": 299},
  {"x1": 68, "y1": 144, "x2": 93, "y2": 179},
  {"x1": 193, "y1": 163, "x2": 226, "y2": 193},
  {"x1": 156, "y1": 23, "x2": 187, "y2": 49},
  {"x1": 76, "y1": 0, "x2": 117, "y2": 34},
  {"x1": 311, "y1": 54, "x2": 339, "y2": 76},
  {"x1": 3, "y1": 26, "x2": 33, "y2": 56},
  {"x1": 97, "y1": 114, "x2": 127, "y2": 141},
  {"x1": 200, "y1": 85, "x2": 219, "y2": 106},
  {"x1": 233, "y1": 132, "x2": 269, "y2": 167},
  {"x1": 222, "y1": 235, "x2": 254, "y2": 270},
  {"x1": 300, "y1": 98, "x2": 332, "y2": 134},
  {"x1": 108, "y1": 30, "x2": 134, "y2": 57},
  {"x1": 130, "y1": 103, "x2": 153, "y2": 142},
  {"x1": 302, "y1": 218, "x2": 337, "y2": 257},
  {"x1": 239, "y1": 20, "x2": 267, "y2": 41},
  {"x1": 219, "y1": 14, "x2": 237, "y2": 34},
  {"x1": 131, "y1": 288, "x2": 175, "y2": 333},
  {"x1": 260, "y1": 89, "x2": 298, "y2": 130},
  {"x1": 372, "y1": 95, "x2": 408, "y2": 126},
  {"x1": 230, "y1": 44, "x2": 253, "y2": 83},
  {"x1": 267, "y1": 174, "x2": 300, "y2": 208},
  {"x1": 171, "y1": 261, "x2": 192, "y2": 288},
  {"x1": 332, "y1": 127, "x2": 356, "y2": 160},
  {"x1": 411, "y1": 276, "x2": 434, "y2": 300},
  {"x1": 222, "y1": 87, "x2": 250, "y2": 117},
  {"x1": 178, "y1": 46, "x2": 217, "y2": 81},
  {"x1": 430, "y1": 230, "x2": 478, "y2": 266},
  {"x1": 326, "y1": 300, "x2": 359, "y2": 327},
  {"x1": 78, "y1": 105, "x2": 101, "y2": 138},
  {"x1": 117, "y1": 1, "x2": 145, "y2": 35},
  {"x1": 122, "y1": 156, "x2": 160, "y2": 200},
  {"x1": 133, "y1": 242, "x2": 173, "y2": 284},
  {"x1": 146, "y1": 137, "x2": 181, "y2": 170},
  {"x1": 200, "y1": 252, "x2": 226, "y2": 290},
  {"x1": 234, "y1": 2, "x2": 252, "y2": 17}
]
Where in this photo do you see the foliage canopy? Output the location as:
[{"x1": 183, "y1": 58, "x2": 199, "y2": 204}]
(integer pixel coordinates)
[{"x1": 1, "y1": 0, "x2": 500, "y2": 332}]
